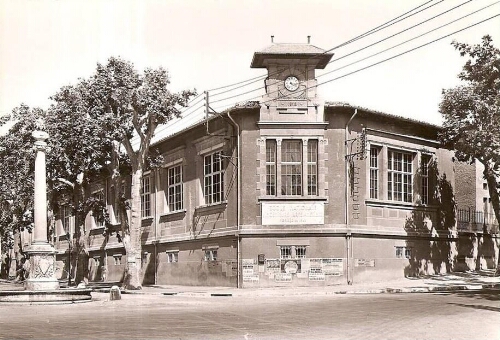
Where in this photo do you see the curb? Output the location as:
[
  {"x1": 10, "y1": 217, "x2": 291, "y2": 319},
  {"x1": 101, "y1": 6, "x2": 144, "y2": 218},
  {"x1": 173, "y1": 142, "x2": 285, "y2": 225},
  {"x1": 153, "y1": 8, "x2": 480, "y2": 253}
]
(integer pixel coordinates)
[{"x1": 43, "y1": 282, "x2": 500, "y2": 297}]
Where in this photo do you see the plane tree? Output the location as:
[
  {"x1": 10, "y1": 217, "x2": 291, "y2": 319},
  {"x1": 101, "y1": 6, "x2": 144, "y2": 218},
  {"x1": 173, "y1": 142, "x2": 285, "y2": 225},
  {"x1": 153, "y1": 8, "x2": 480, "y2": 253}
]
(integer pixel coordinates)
[
  {"x1": 439, "y1": 35, "x2": 500, "y2": 274},
  {"x1": 79, "y1": 57, "x2": 196, "y2": 289}
]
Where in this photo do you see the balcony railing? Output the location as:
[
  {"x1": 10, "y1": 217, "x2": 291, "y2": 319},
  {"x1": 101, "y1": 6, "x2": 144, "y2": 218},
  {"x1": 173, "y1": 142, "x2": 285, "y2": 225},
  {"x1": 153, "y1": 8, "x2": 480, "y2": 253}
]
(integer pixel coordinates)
[{"x1": 457, "y1": 209, "x2": 499, "y2": 234}]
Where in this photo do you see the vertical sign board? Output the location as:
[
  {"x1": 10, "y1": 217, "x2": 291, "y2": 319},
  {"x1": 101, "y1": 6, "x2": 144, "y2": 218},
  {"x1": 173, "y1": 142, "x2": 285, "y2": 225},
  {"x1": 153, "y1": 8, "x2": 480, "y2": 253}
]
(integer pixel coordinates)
[{"x1": 262, "y1": 202, "x2": 324, "y2": 225}]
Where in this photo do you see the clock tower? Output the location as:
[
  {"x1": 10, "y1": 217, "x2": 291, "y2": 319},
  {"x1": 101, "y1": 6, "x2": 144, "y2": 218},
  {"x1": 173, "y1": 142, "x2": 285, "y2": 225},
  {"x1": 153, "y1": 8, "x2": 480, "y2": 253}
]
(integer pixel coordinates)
[{"x1": 250, "y1": 40, "x2": 333, "y2": 123}]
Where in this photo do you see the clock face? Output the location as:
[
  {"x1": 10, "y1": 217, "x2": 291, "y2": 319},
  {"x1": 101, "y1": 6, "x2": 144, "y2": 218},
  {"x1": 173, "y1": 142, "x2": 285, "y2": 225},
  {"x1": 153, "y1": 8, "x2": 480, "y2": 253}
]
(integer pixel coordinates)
[{"x1": 284, "y1": 76, "x2": 299, "y2": 91}]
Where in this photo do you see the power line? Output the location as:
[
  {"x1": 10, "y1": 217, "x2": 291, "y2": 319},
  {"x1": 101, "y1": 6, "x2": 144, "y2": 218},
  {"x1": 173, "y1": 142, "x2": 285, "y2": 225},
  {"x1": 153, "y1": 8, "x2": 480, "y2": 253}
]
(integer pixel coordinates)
[
  {"x1": 204, "y1": 0, "x2": 440, "y2": 102},
  {"x1": 231, "y1": 4, "x2": 499, "y2": 107},
  {"x1": 315, "y1": 14, "x2": 500, "y2": 89},
  {"x1": 326, "y1": 0, "x2": 474, "y2": 66},
  {"x1": 318, "y1": 1, "x2": 500, "y2": 80},
  {"x1": 324, "y1": 0, "x2": 442, "y2": 53}
]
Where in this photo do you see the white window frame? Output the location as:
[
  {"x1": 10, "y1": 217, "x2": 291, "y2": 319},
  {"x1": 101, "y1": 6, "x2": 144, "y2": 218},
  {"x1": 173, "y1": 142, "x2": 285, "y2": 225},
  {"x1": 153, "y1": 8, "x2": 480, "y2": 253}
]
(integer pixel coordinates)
[
  {"x1": 388, "y1": 150, "x2": 414, "y2": 203},
  {"x1": 113, "y1": 254, "x2": 122, "y2": 265},
  {"x1": 266, "y1": 140, "x2": 277, "y2": 196},
  {"x1": 92, "y1": 190, "x2": 105, "y2": 229},
  {"x1": 281, "y1": 140, "x2": 302, "y2": 196},
  {"x1": 166, "y1": 251, "x2": 179, "y2": 263},
  {"x1": 307, "y1": 140, "x2": 318, "y2": 196},
  {"x1": 61, "y1": 205, "x2": 72, "y2": 235},
  {"x1": 203, "y1": 151, "x2": 224, "y2": 205},
  {"x1": 141, "y1": 175, "x2": 152, "y2": 218},
  {"x1": 167, "y1": 165, "x2": 183, "y2": 212},
  {"x1": 265, "y1": 138, "x2": 319, "y2": 197},
  {"x1": 280, "y1": 246, "x2": 292, "y2": 259},
  {"x1": 204, "y1": 249, "x2": 218, "y2": 262},
  {"x1": 421, "y1": 154, "x2": 432, "y2": 205},
  {"x1": 369, "y1": 146, "x2": 380, "y2": 199},
  {"x1": 295, "y1": 246, "x2": 307, "y2": 259},
  {"x1": 395, "y1": 246, "x2": 412, "y2": 259}
]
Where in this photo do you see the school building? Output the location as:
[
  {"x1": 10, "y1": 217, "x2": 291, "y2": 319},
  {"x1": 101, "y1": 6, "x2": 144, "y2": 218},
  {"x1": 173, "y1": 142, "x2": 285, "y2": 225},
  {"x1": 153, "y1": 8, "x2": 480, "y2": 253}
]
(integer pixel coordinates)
[{"x1": 53, "y1": 42, "x2": 499, "y2": 287}]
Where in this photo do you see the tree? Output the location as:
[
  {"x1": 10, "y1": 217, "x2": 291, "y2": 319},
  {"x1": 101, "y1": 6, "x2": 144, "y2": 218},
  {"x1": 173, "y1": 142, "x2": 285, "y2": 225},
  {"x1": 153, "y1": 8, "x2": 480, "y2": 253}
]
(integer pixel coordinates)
[
  {"x1": 439, "y1": 35, "x2": 500, "y2": 275},
  {"x1": 0, "y1": 89, "x2": 112, "y2": 284},
  {"x1": 0, "y1": 105, "x2": 42, "y2": 279},
  {"x1": 80, "y1": 58, "x2": 196, "y2": 289},
  {"x1": 46, "y1": 84, "x2": 113, "y2": 284}
]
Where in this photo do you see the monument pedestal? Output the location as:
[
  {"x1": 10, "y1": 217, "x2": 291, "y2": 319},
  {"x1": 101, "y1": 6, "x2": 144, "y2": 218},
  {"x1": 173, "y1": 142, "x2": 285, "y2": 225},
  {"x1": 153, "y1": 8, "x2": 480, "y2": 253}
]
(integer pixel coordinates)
[{"x1": 24, "y1": 242, "x2": 60, "y2": 291}]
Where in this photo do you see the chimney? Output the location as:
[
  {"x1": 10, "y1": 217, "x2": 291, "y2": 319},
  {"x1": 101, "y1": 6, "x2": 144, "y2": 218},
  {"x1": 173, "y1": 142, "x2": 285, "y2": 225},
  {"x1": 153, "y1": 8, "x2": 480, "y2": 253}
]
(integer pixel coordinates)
[
  {"x1": 271, "y1": 35, "x2": 274, "y2": 43},
  {"x1": 307, "y1": 36, "x2": 311, "y2": 44}
]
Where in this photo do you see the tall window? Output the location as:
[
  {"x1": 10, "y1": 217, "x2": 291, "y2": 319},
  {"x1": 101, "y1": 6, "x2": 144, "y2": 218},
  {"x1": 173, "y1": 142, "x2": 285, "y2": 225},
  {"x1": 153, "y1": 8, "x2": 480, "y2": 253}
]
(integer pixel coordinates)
[
  {"x1": 167, "y1": 165, "x2": 183, "y2": 211},
  {"x1": 141, "y1": 176, "x2": 151, "y2": 217},
  {"x1": 421, "y1": 154, "x2": 431, "y2": 205},
  {"x1": 266, "y1": 140, "x2": 276, "y2": 195},
  {"x1": 265, "y1": 139, "x2": 318, "y2": 197},
  {"x1": 93, "y1": 191, "x2": 105, "y2": 228},
  {"x1": 113, "y1": 183, "x2": 125, "y2": 224},
  {"x1": 281, "y1": 140, "x2": 302, "y2": 195},
  {"x1": 61, "y1": 205, "x2": 72, "y2": 234},
  {"x1": 369, "y1": 147, "x2": 379, "y2": 199},
  {"x1": 307, "y1": 140, "x2": 318, "y2": 196},
  {"x1": 204, "y1": 151, "x2": 224, "y2": 204},
  {"x1": 388, "y1": 150, "x2": 413, "y2": 202}
]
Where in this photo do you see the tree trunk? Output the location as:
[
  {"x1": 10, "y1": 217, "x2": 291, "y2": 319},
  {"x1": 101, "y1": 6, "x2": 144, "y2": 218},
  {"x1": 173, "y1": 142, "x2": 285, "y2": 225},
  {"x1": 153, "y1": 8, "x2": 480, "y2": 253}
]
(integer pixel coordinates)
[{"x1": 122, "y1": 166, "x2": 143, "y2": 289}]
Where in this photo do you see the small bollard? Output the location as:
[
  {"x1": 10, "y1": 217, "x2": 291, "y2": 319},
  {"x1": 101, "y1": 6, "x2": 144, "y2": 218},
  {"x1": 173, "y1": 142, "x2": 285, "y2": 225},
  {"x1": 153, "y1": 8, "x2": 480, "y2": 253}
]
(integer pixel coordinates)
[{"x1": 110, "y1": 286, "x2": 121, "y2": 301}]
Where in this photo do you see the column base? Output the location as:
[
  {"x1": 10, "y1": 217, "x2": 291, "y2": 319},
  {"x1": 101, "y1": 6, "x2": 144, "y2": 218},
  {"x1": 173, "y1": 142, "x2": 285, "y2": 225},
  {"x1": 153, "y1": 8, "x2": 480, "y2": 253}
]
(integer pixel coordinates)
[{"x1": 24, "y1": 242, "x2": 60, "y2": 291}]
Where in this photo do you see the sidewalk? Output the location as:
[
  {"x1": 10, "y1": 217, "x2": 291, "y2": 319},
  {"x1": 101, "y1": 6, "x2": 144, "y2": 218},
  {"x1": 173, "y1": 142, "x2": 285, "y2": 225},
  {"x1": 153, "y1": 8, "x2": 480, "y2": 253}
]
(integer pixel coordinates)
[
  {"x1": 2, "y1": 270, "x2": 499, "y2": 297},
  {"x1": 104, "y1": 269, "x2": 500, "y2": 297}
]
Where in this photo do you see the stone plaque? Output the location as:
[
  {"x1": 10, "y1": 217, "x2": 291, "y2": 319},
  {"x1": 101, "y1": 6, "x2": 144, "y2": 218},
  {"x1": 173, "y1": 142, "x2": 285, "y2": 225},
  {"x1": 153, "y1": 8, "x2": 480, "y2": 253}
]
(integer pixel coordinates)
[
  {"x1": 277, "y1": 100, "x2": 307, "y2": 108},
  {"x1": 262, "y1": 202, "x2": 324, "y2": 225}
]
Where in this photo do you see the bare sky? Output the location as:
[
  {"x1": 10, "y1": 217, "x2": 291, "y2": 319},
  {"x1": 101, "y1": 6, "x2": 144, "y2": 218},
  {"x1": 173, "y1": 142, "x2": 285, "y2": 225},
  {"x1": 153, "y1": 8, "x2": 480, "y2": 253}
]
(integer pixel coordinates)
[{"x1": 1, "y1": 0, "x2": 499, "y2": 128}]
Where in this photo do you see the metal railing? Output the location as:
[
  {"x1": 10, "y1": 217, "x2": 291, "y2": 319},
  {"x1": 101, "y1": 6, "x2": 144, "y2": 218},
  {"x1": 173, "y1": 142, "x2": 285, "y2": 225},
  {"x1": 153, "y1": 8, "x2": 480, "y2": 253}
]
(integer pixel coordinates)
[{"x1": 457, "y1": 208, "x2": 499, "y2": 234}]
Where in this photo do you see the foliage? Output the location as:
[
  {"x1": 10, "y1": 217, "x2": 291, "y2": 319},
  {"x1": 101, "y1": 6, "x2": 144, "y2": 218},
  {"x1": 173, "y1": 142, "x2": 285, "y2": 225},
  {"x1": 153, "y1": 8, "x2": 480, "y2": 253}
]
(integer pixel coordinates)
[
  {"x1": 0, "y1": 56, "x2": 195, "y2": 287},
  {"x1": 72, "y1": 57, "x2": 196, "y2": 289},
  {"x1": 439, "y1": 35, "x2": 500, "y2": 274}
]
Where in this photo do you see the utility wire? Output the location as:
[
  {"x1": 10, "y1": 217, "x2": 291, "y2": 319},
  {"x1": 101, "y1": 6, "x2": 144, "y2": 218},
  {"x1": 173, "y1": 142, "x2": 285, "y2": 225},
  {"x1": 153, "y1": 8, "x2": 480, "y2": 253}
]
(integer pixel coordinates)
[
  {"x1": 205, "y1": 0, "x2": 439, "y2": 101},
  {"x1": 324, "y1": 0, "x2": 441, "y2": 53},
  {"x1": 318, "y1": 1, "x2": 500, "y2": 79},
  {"x1": 252, "y1": 6, "x2": 499, "y2": 106},
  {"x1": 315, "y1": 14, "x2": 500, "y2": 90},
  {"x1": 327, "y1": 0, "x2": 473, "y2": 66}
]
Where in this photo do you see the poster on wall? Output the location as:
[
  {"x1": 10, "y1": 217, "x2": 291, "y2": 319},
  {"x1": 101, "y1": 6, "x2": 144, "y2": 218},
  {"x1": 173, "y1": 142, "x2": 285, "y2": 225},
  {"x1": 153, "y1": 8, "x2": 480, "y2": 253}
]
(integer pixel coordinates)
[
  {"x1": 281, "y1": 259, "x2": 301, "y2": 274},
  {"x1": 265, "y1": 259, "x2": 281, "y2": 278},
  {"x1": 242, "y1": 258, "x2": 259, "y2": 282},
  {"x1": 308, "y1": 267, "x2": 326, "y2": 281},
  {"x1": 355, "y1": 259, "x2": 375, "y2": 267},
  {"x1": 322, "y1": 258, "x2": 344, "y2": 275},
  {"x1": 274, "y1": 273, "x2": 293, "y2": 282}
]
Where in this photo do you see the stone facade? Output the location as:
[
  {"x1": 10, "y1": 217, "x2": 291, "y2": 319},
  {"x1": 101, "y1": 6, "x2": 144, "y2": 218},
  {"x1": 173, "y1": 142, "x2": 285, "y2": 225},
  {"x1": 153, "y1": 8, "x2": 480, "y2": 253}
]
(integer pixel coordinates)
[{"x1": 52, "y1": 43, "x2": 499, "y2": 287}]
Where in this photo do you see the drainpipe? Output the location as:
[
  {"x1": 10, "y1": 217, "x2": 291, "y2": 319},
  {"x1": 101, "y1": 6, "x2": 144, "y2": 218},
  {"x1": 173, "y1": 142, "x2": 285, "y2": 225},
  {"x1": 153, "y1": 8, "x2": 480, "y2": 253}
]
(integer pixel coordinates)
[
  {"x1": 345, "y1": 109, "x2": 357, "y2": 285},
  {"x1": 227, "y1": 110, "x2": 241, "y2": 288},
  {"x1": 154, "y1": 169, "x2": 159, "y2": 285}
]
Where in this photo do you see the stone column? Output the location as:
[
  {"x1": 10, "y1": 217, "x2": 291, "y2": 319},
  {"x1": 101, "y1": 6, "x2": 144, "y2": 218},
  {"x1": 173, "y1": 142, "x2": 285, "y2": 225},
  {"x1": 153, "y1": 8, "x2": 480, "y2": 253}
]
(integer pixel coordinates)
[{"x1": 25, "y1": 131, "x2": 59, "y2": 291}]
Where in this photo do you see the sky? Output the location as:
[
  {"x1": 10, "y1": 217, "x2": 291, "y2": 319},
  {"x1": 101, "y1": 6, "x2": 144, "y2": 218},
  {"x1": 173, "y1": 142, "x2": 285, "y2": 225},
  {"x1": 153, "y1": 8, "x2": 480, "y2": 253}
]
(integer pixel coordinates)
[{"x1": 0, "y1": 0, "x2": 499, "y2": 133}]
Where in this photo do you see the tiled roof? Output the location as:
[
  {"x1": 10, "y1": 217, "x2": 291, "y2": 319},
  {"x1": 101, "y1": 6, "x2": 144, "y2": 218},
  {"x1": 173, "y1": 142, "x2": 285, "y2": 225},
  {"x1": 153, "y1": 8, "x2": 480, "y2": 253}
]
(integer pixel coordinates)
[{"x1": 325, "y1": 101, "x2": 441, "y2": 129}]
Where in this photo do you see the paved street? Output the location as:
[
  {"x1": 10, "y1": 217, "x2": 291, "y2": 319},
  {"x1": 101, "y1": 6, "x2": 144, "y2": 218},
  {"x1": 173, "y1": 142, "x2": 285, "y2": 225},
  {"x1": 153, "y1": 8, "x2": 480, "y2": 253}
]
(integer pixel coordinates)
[{"x1": 0, "y1": 290, "x2": 498, "y2": 340}]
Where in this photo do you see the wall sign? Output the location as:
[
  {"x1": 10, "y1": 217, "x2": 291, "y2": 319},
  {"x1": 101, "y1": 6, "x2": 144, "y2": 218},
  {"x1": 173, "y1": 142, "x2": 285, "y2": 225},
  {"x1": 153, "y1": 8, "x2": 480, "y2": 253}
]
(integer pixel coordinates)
[
  {"x1": 262, "y1": 202, "x2": 324, "y2": 225},
  {"x1": 355, "y1": 259, "x2": 375, "y2": 267}
]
